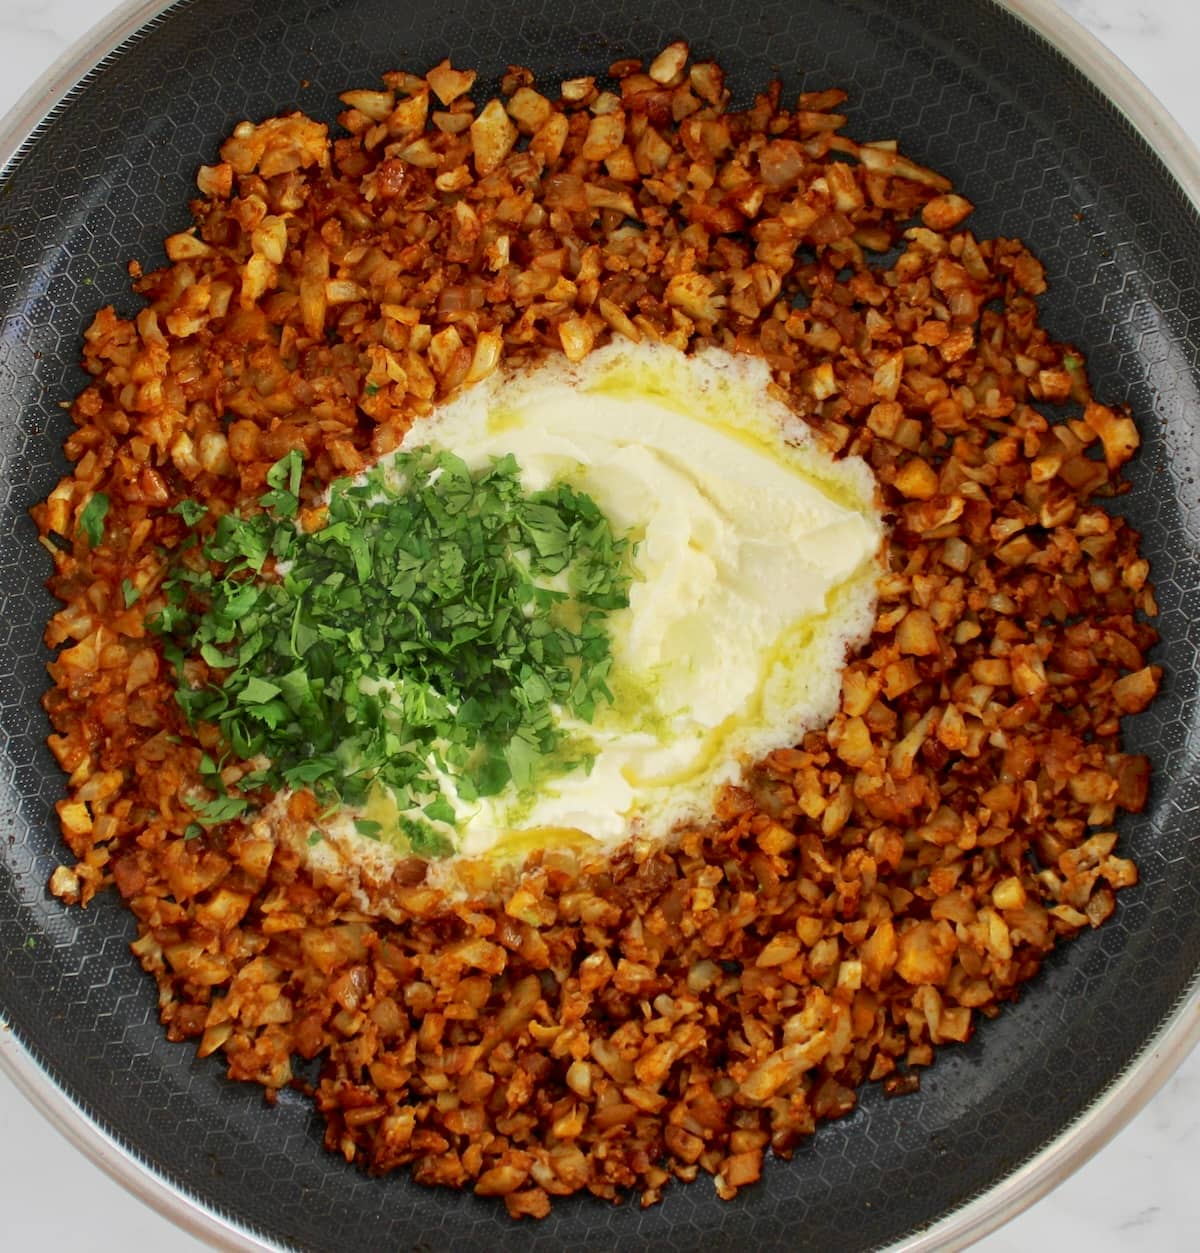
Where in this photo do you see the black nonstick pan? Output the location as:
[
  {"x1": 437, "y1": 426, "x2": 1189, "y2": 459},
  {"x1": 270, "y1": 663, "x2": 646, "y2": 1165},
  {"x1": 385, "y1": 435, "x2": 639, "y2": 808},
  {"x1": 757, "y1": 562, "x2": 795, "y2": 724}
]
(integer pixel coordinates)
[{"x1": 1, "y1": 0, "x2": 1198, "y2": 1249}]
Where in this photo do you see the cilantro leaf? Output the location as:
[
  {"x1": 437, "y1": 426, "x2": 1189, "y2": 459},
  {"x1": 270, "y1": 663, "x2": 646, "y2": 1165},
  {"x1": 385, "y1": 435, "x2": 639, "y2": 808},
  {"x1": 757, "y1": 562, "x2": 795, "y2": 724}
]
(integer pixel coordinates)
[
  {"x1": 191, "y1": 795, "x2": 248, "y2": 825},
  {"x1": 171, "y1": 499, "x2": 208, "y2": 526},
  {"x1": 422, "y1": 797, "x2": 457, "y2": 825},
  {"x1": 238, "y1": 676, "x2": 283, "y2": 704},
  {"x1": 398, "y1": 816, "x2": 453, "y2": 858},
  {"x1": 259, "y1": 450, "x2": 304, "y2": 517},
  {"x1": 78, "y1": 493, "x2": 109, "y2": 547}
]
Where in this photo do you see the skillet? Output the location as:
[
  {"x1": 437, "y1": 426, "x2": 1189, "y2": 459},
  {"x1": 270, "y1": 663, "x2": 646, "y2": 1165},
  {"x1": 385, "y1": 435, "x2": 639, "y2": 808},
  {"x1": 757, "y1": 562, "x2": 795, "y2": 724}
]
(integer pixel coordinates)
[{"x1": 1, "y1": 0, "x2": 1198, "y2": 1248}]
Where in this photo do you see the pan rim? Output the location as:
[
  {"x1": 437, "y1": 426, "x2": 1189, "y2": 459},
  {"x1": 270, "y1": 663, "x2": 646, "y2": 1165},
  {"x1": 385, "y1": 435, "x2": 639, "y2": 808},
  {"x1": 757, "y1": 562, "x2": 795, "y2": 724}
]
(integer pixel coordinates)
[{"x1": 1, "y1": 0, "x2": 1197, "y2": 1249}]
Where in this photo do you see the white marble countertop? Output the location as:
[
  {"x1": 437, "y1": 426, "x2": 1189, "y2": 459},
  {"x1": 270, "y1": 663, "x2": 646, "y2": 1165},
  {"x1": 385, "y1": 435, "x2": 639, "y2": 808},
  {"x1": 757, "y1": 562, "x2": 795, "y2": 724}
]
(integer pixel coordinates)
[{"x1": 1, "y1": 0, "x2": 1197, "y2": 1248}]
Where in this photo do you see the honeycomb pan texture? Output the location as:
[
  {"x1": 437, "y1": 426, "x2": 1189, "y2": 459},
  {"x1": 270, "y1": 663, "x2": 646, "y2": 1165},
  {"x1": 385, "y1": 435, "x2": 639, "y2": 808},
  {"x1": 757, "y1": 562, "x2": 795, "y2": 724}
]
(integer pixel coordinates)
[{"x1": 1, "y1": 1, "x2": 1198, "y2": 1249}]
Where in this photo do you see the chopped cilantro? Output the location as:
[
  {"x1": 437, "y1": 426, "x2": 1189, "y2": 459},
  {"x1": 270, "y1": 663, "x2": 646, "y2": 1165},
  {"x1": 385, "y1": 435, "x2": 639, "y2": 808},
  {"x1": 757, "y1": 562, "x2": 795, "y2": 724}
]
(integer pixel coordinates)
[
  {"x1": 171, "y1": 499, "x2": 209, "y2": 526},
  {"x1": 78, "y1": 492, "x2": 109, "y2": 547},
  {"x1": 258, "y1": 448, "x2": 303, "y2": 518},
  {"x1": 423, "y1": 797, "x2": 457, "y2": 826},
  {"x1": 354, "y1": 819, "x2": 383, "y2": 840},
  {"x1": 238, "y1": 676, "x2": 282, "y2": 705},
  {"x1": 397, "y1": 815, "x2": 453, "y2": 858},
  {"x1": 121, "y1": 579, "x2": 141, "y2": 607},
  {"x1": 192, "y1": 795, "x2": 249, "y2": 825},
  {"x1": 152, "y1": 448, "x2": 632, "y2": 851}
]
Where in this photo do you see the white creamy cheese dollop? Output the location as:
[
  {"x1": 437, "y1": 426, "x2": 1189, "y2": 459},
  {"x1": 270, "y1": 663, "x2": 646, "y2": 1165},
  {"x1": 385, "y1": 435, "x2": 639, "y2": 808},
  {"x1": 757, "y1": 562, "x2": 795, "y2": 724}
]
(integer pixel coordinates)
[{"x1": 296, "y1": 340, "x2": 883, "y2": 880}]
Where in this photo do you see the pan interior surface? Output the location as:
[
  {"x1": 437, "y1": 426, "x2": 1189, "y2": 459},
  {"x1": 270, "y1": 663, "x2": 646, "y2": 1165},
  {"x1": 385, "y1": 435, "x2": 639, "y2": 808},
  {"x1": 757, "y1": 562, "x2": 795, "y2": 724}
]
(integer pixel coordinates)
[{"x1": 1, "y1": 0, "x2": 1198, "y2": 1249}]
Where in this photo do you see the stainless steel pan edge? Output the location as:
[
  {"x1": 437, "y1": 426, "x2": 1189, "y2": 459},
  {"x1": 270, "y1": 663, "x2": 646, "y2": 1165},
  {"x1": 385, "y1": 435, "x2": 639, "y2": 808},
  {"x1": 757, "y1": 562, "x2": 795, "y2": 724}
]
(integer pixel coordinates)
[{"x1": 1, "y1": 0, "x2": 1197, "y2": 1249}]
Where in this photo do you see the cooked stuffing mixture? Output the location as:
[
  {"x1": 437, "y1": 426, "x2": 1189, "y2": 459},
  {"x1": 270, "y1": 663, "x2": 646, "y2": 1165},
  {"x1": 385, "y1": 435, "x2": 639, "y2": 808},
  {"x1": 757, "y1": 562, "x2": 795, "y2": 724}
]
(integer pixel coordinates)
[{"x1": 35, "y1": 41, "x2": 1160, "y2": 1219}]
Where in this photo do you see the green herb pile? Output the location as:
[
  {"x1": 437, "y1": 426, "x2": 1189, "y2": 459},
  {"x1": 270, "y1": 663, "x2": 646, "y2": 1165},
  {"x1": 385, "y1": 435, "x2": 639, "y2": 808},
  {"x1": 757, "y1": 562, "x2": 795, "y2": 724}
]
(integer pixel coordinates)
[{"x1": 152, "y1": 448, "x2": 632, "y2": 853}]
